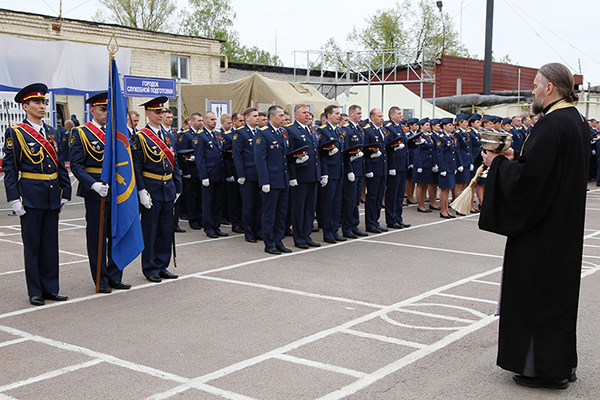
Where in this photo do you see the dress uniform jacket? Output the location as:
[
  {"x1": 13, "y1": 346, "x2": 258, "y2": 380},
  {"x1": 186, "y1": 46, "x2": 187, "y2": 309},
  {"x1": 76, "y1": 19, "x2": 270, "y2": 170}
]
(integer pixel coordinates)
[
  {"x1": 412, "y1": 134, "x2": 436, "y2": 184},
  {"x1": 383, "y1": 121, "x2": 409, "y2": 226},
  {"x1": 194, "y1": 127, "x2": 225, "y2": 183},
  {"x1": 436, "y1": 132, "x2": 458, "y2": 189},
  {"x1": 317, "y1": 123, "x2": 344, "y2": 180},
  {"x1": 454, "y1": 128, "x2": 472, "y2": 184},
  {"x1": 341, "y1": 122, "x2": 365, "y2": 235},
  {"x1": 362, "y1": 123, "x2": 387, "y2": 230},
  {"x1": 363, "y1": 123, "x2": 388, "y2": 176},
  {"x1": 233, "y1": 125, "x2": 259, "y2": 181},
  {"x1": 342, "y1": 122, "x2": 365, "y2": 177},
  {"x1": 286, "y1": 121, "x2": 321, "y2": 183},
  {"x1": 317, "y1": 123, "x2": 344, "y2": 240}
]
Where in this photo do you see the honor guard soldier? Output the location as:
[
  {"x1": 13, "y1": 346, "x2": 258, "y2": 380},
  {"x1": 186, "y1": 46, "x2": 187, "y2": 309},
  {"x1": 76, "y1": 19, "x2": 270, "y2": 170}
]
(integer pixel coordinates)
[
  {"x1": 254, "y1": 105, "x2": 292, "y2": 254},
  {"x1": 363, "y1": 108, "x2": 389, "y2": 233},
  {"x1": 341, "y1": 105, "x2": 368, "y2": 238},
  {"x1": 436, "y1": 118, "x2": 458, "y2": 218},
  {"x1": 131, "y1": 96, "x2": 181, "y2": 282},
  {"x1": 383, "y1": 107, "x2": 411, "y2": 228},
  {"x1": 195, "y1": 112, "x2": 228, "y2": 238},
  {"x1": 317, "y1": 105, "x2": 346, "y2": 243},
  {"x1": 3, "y1": 83, "x2": 72, "y2": 306},
  {"x1": 286, "y1": 104, "x2": 321, "y2": 249},
  {"x1": 69, "y1": 92, "x2": 131, "y2": 293},
  {"x1": 178, "y1": 113, "x2": 203, "y2": 230},
  {"x1": 233, "y1": 108, "x2": 263, "y2": 243},
  {"x1": 218, "y1": 113, "x2": 243, "y2": 233}
]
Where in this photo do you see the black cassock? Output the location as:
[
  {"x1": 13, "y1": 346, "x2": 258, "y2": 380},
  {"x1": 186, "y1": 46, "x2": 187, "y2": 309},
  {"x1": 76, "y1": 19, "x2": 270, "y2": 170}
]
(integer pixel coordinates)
[{"x1": 479, "y1": 101, "x2": 589, "y2": 380}]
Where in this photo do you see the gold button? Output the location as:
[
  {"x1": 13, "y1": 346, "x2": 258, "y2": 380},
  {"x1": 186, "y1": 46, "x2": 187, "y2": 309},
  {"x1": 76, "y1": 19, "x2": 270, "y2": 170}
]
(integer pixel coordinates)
[{"x1": 50, "y1": 185, "x2": 54, "y2": 188}]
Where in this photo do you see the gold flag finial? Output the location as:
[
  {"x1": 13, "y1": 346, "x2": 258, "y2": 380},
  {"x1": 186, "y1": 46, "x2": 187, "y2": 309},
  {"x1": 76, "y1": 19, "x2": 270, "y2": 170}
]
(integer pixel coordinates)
[{"x1": 107, "y1": 33, "x2": 119, "y2": 56}]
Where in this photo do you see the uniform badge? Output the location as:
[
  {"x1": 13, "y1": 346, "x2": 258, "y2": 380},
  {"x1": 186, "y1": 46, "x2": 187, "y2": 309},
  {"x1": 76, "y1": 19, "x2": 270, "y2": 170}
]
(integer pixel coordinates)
[
  {"x1": 194, "y1": 138, "x2": 199, "y2": 145},
  {"x1": 5, "y1": 136, "x2": 12, "y2": 149},
  {"x1": 165, "y1": 137, "x2": 171, "y2": 145},
  {"x1": 233, "y1": 133, "x2": 238, "y2": 140},
  {"x1": 256, "y1": 137, "x2": 262, "y2": 145},
  {"x1": 437, "y1": 141, "x2": 442, "y2": 146},
  {"x1": 342, "y1": 130, "x2": 347, "y2": 137},
  {"x1": 178, "y1": 136, "x2": 184, "y2": 142}
]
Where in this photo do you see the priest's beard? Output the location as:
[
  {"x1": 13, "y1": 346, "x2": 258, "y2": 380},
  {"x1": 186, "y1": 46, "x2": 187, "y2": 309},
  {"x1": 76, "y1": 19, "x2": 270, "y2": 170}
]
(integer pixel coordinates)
[{"x1": 532, "y1": 97, "x2": 544, "y2": 114}]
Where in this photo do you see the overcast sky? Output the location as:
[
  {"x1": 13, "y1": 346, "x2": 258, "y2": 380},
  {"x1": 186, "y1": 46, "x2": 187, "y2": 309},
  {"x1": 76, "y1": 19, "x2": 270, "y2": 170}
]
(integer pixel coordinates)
[{"x1": 4, "y1": 0, "x2": 600, "y2": 85}]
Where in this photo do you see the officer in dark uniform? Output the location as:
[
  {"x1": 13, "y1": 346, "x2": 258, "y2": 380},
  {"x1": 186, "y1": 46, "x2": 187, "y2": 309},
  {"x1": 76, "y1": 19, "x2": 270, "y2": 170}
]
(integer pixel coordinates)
[
  {"x1": 286, "y1": 104, "x2": 321, "y2": 249},
  {"x1": 384, "y1": 106, "x2": 411, "y2": 228},
  {"x1": 217, "y1": 113, "x2": 243, "y2": 234},
  {"x1": 233, "y1": 107, "x2": 262, "y2": 242},
  {"x1": 317, "y1": 105, "x2": 346, "y2": 243},
  {"x1": 161, "y1": 109, "x2": 186, "y2": 233},
  {"x1": 363, "y1": 108, "x2": 389, "y2": 233},
  {"x1": 405, "y1": 118, "x2": 420, "y2": 205},
  {"x1": 436, "y1": 117, "x2": 458, "y2": 218},
  {"x1": 341, "y1": 104, "x2": 367, "y2": 239},
  {"x1": 195, "y1": 112, "x2": 227, "y2": 238},
  {"x1": 254, "y1": 105, "x2": 291, "y2": 254},
  {"x1": 69, "y1": 92, "x2": 131, "y2": 293},
  {"x1": 177, "y1": 112, "x2": 203, "y2": 230},
  {"x1": 3, "y1": 83, "x2": 72, "y2": 305},
  {"x1": 454, "y1": 113, "x2": 473, "y2": 202},
  {"x1": 130, "y1": 96, "x2": 181, "y2": 282}
]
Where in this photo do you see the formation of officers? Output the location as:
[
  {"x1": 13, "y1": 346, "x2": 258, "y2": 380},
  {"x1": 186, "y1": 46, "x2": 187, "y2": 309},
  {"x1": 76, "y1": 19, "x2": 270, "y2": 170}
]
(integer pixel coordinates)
[{"x1": 3, "y1": 82, "x2": 538, "y2": 306}]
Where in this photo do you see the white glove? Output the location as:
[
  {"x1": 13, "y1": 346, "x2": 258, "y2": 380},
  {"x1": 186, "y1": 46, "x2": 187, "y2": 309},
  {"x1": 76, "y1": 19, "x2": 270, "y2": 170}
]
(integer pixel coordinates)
[
  {"x1": 238, "y1": 177, "x2": 246, "y2": 185},
  {"x1": 296, "y1": 155, "x2": 309, "y2": 164},
  {"x1": 458, "y1": 166, "x2": 464, "y2": 172},
  {"x1": 182, "y1": 174, "x2": 192, "y2": 179},
  {"x1": 593, "y1": 150, "x2": 597, "y2": 155},
  {"x1": 226, "y1": 176, "x2": 235, "y2": 183},
  {"x1": 408, "y1": 164, "x2": 414, "y2": 169},
  {"x1": 328, "y1": 147, "x2": 339, "y2": 156},
  {"x1": 175, "y1": 193, "x2": 181, "y2": 202},
  {"x1": 347, "y1": 172, "x2": 355, "y2": 182},
  {"x1": 202, "y1": 178, "x2": 210, "y2": 187},
  {"x1": 416, "y1": 138, "x2": 425, "y2": 145},
  {"x1": 417, "y1": 168, "x2": 423, "y2": 174},
  {"x1": 262, "y1": 184, "x2": 270, "y2": 193},
  {"x1": 440, "y1": 171, "x2": 447, "y2": 177},
  {"x1": 399, "y1": 143, "x2": 405, "y2": 149},
  {"x1": 470, "y1": 164, "x2": 474, "y2": 171},
  {"x1": 91, "y1": 182, "x2": 109, "y2": 197},
  {"x1": 365, "y1": 172, "x2": 374, "y2": 178},
  {"x1": 60, "y1": 198, "x2": 69, "y2": 212},
  {"x1": 370, "y1": 150, "x2": 382, "y2": 159},
  {"x1": 187, "y1": 155, "x2": 196, "y2": 162},
  {"x1": 138, "y1": 189, "x2": 152, "y2": 209},
  {"x1": 350, "y1": 151, "x2": 364, "y2": 162},
  {"x1": 432, "y1": 165, "x2": 439, "y2": 173},
  {"x1": 289, "y1": 179, "x2": 298, "y2": 187},
  {"x1": 10, "y1": 199, "x2": 26, "y2": 216},
  {"x1": 389, "y1": 169, "x2": 397, "y2": 176},
  {"x1": 320, "y1": 175, "x2": 329, "y2": 187}
]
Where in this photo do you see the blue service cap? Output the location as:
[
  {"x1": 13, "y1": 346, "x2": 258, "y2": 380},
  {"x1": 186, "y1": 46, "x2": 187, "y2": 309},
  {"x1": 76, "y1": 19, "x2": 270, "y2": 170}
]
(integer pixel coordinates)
[
  {"x1": 418, "y1": 117, "x2": 430, "y2": 125},
  {"x1": 400, "y1": 119, "x2": 407, "y2": 125},
  {"x1": 86, "y1": 92, "x2": 108, "y2": 107},
  {"x1": 456, "y1": 113, "x2": 470, "y2": 121},
  {"x1": 501, "y1": 118, "x2": 512, "y2": 125},
  {"x1": 407, "y1": 118, "x2": 419, "y2": 125},
  {"x1": 15, "y1": 83, "x2": 48, "y2": 103},
  {"x1": 469, "y1": 113, "x2": 482, "y2": 121},
  {"x1": 141, "y1": 96, "x2": 169, "y2": 111},
  {"x1": 482, "y1": 114, "x2": 494, "y2": 122},
  {"x1": 440, "y1": 117, "x2": 454, "y2": 125},
  {"x1": 430, "y1": 118, "x2": 441, "y2": 125},
  {"x1": 493, "y1": 116, "x2": 502, "y2": 123}
]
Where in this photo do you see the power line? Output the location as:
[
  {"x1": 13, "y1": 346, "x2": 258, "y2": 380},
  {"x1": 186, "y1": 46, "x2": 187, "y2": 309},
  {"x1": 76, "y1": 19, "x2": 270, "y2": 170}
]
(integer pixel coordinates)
[
  {"x1": 40, "y1": 0, "x2": 58, "y2": 15},
  {"x1": 64, "y1": 0, "x2": 94, "y2": 16}
]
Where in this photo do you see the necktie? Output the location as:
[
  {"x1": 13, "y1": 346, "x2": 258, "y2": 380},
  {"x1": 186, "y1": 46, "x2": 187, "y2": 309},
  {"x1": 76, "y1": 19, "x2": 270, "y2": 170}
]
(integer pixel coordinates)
[
  {"x1": 101, "y1": 126, "x2": 106, "y2": 133},
  {"x1": 39, "y1": 127, "x2": 44, "y2": 138}
]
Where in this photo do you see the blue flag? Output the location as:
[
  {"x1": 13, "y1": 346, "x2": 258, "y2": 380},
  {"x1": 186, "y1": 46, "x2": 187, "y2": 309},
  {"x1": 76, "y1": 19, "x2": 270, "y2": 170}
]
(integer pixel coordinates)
[{"x1": 101, "y1": 59, "x2": 144, "y2": 270}]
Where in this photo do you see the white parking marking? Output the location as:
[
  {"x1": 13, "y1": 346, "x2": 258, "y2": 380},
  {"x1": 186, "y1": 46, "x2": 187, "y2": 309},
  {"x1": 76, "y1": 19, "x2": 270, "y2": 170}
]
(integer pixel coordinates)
[
  {"x1": 364, "y1": 239, "x2": 504, "y2": 259},
  {"x1": 274, "y1": 354, "x2": 367, "y2": 378},
  {"x1": 435, "y1": 292, "x2": 497, "y2": 304},
  {"x1": 472, "y1": 279, "x2": 501, "y2": 286},
  {"x1": 340, "y1": 328, "x2": 426, "y2": 349},
  {"x1": 0, "y1": 337, "x2": 28, "y2": 348}
]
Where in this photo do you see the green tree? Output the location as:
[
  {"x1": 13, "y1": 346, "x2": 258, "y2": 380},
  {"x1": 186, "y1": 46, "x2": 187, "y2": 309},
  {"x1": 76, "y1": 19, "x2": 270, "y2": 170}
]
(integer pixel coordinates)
[
  {"x1": 179, "y1": 0, "x2": 281, "y2": 66},
  {"x1": 93, "y1": 0, "x2": 176, "y2": 31}
]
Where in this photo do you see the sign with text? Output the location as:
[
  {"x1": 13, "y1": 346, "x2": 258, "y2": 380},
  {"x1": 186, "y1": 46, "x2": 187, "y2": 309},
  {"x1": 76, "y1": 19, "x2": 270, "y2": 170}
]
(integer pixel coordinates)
[{"x1": 123, "y1": 76, "x2": 176, "y2": 99}]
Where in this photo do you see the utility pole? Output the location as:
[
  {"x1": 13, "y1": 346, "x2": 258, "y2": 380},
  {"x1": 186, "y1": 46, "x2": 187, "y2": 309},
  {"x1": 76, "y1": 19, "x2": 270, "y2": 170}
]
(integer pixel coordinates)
[{"x1": 483, "y1": 0, "x2": 494, "y2": 95}]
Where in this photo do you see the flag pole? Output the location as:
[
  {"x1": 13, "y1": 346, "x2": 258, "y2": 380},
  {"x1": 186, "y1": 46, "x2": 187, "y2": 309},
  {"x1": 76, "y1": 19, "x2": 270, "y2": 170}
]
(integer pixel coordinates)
[{"x1": 95, "y1": 34, "x2": 119, "y2": 293}]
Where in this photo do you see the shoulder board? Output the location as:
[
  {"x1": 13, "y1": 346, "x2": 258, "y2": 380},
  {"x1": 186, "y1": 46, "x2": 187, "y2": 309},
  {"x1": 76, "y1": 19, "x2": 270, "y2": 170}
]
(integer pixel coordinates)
[
  {"x1": 225, "y1": 130, "x2": 231, "y2": 134},
  {"x1": 385, "y1": 122, "x2": 392, "y2": 127},
  {"x1": 439, "y1": 133, "x2": 445, "y2": 137},
  {"x1": 363, "y1": 124, "x2": 371, "y2": 128},
  {"x1": 285, "y1": 123, "x2": 294, "y2": 127},
  {"x1": 342, "y1": 123, "x2": 349, "y2": 127},
  {"x1": 259, "y1": 126, "x2": 269, "y2": 131}
]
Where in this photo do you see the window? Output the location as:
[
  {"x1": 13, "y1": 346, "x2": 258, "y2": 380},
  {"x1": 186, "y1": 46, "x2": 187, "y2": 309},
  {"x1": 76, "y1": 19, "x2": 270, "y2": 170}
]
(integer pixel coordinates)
[{"x1": 171, "y1": 55, "x2": 190, "y2": 81}]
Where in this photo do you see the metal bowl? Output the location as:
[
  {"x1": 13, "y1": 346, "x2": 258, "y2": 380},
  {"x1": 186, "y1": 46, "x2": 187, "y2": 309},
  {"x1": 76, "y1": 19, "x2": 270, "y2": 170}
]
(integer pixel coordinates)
[{"x1": 480, "y1": 130, "x2": 513, "y2": 152}]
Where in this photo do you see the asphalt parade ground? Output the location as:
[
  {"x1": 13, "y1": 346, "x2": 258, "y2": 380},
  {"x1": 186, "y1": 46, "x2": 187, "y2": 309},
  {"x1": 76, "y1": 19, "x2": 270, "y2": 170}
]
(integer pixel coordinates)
[{"x1": 1, "y1": 173, "x2": 599, "y2": 400}]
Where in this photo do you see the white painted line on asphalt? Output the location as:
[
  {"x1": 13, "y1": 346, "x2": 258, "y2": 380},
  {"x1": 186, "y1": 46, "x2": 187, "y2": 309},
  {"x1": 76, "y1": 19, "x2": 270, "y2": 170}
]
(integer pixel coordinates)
[
  {"x1": 0, "y1": 393, "x2": 18, "y2": 400},
  {"x1": 584, "y1": 230, "x2": 600, "y2": 239},
  {"x1": 584, "y1": 207, "x2": 600, "y2": 211},
  {"x1": 0, "y1": 359, "x2": 103, "y2": 393},
  {"x1": 176, "y1": 233, "x2": 244, "y2": 247},
  {"x1": 339, "y1": 328, "x2": 426, "y2": 349},
  {"x1": 0, "y1": 325, "x2": 190, "y2": 384},
  {"x1": 394, "y1": 308, "x2": 477, "y2": 324},
  {"x1": 435, "y1": 292, "x2": 497, "y2": 305},
  {"x1": 472, "y1": 279, "x2": 501, "y2": 286},
  {"x1": 583, "y1": 243, "x2": 600, "y2": 248},
  {"x1": 0, "y1": 237, "x2": 86, "y2": 258},
  {"x1": 274, "y1": 354, "x2": 367, "y2": 379},
  {"x1": 0, "y1": 270, "x2": 22, "y2": 277},
  {"x1": 380, "y1": 314, "x2": 461, "y2": 331},
  {"x1": 0, "y1": 337, "x2": 28, "y2": 348},
  {"x1": 364, "y1": 240, "x2": 504, "y2": 259},
  {"x1": 194, "y1": 275, "x2": 385, "y2": 309},
  {"x1": 193, "y1": 384, "x2": 258, "y2": 400}
]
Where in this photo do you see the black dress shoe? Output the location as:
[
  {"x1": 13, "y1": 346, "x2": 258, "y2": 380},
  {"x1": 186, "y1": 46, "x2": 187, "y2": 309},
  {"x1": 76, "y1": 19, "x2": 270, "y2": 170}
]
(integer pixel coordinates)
[
  {"x1": 377, "y1": 226, "x2": 388, "y2": 232},
  {"x1": 108, "y1": 281, "x2": 131, "y2": 290},
  {"x1": 147, "y1": 274, "x2": 162, "y2": 283},
  {"x1": 307, "y1": 240, "x2": 321, "y2": 247},
  {"x1": 29, "y1": 296, "x2": 45, "y2": 306},
  {"x1": 429, "y1": 205, "x2": 441, "y2": 210},
  {"x1": 343, "y1": 232, "x2": 358, "y2": 239},
  {"x1": 334, "y1": 236, "x2": 347, "y2": 242},
  {"x1": 295, "y1": 243, "x2": 309, "y2": 249},
  {"x1": 276, "y1": 244, "x2": 293, "y2": 253},
  {"x1": 232, "y1": 226, "x2": 244, "y2": 233},
  {"x1": 216, "y1": 229, "x2": 229, "y2": 237},
  {"x1": 417, "y1": 208, "x2": 432, "y2": 213},
  {"x1": 455, "y1": 211, "x2": 465, "y2": 216},
  {"x1": 366, "y1": 227, "x2": 381, "y2": 233},
  {"x1": 189, "y1": 222, "x2": 202, "y2": 230},
  {"x1": 174, "y1": 225, "x2": 186, "y2": 233},
  {"x1": 449, "y1": 214, "x2": 456, "y2": 218},
  {"x1": 401, "y1": 223, "x2": 411, "y2": 228},
  {"x1": 207, "y1": 232, "x2": 218, "y2": 238},
  {"x1": 440, "y1": 213, "x2": 452, "y2": 219},
  {"x1": 353, "y1": 229, "x2": 368, "y2": 237},
  {"x1": 324, "y1": 237, "x2": 336, "y2": 244},
  {"x1": 98, "y1": 283, "x2": 112, "y2": 293},
  {"x1": 284, "y1": 229, "x2": 293, "y2": 237},
  {"x1": 220, "y1": 219, "x2": 230, "y2": 225},
  {"x1": 387, "y1": 223, "x2": 402, "y2": 229},
  {"x1": 265, "y1": 247, "x2": 281, "y2": 255},
  {"x1": 159, "y1": 270, "x2": 178, "y2": 279},
  {"x1": 245, "y1": 237, "x2": 257, "y2": 243},
  {"x1": 512, "y1": 375, "x2": 569, "y2": 389},
  {"x1": 42, "y1": 293, "x2": 68, "y2": 301},
  {"x1": 255, "y1": 236, "x2": 263, "y2": 240},
  {"x1": 407, "y1": 199, "x2": 417, "y2": 205}
]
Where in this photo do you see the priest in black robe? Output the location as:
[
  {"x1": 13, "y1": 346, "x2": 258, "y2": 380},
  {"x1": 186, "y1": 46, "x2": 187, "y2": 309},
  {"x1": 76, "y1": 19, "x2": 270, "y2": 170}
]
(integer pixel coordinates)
[{"x1": 479, "y1": 63, "x2": 589, "y2": 389}]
